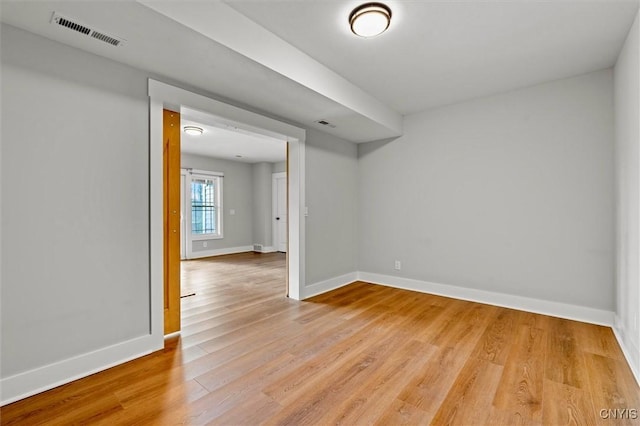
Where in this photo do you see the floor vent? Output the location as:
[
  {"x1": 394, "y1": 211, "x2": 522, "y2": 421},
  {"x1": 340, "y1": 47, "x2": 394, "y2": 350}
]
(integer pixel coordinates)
[
  {"x1": 253, "y1": 244, "x2": 263, "y2": 252},
  {"x1": 51, "y1": 12, "x2": 126, "y2": 47}
]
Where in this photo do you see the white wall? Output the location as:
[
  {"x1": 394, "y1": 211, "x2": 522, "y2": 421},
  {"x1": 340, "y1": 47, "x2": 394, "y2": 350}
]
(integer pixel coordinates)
[
  {"x1": 614, "y1": 11, "x2": 640, "y2": 380},
  {"x1": 305, "y1": 129, "x2": 358, "y2": 286},
  {"x1": 3, "y1": 14, "x2": 633, "y2": 403},
  {"x1": 1, "y1": 25, "x2": 151, "y2": 378},
  {"x1": 181, "y1": 155, "x2": 287, "y2": 255},
  {"x1": 252, "y1": 162, "x2": 273, "y2": 248},
  {"x1": 0, "y1": 22, "x2": 361, "y2": 404},
  {"x1": 181, "y1": 153, "x2": 253, "y2": 254},
  {"x1": 359, "y1": 70, "x2": 615, "y2": 313}
]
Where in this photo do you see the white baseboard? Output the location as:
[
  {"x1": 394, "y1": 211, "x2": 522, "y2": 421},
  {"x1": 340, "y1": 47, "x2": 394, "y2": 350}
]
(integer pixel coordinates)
[
  {"x1": 613, "y1": 318, "x2": 640, "y2": 387},
  {"x1": 303, "y1": 272, "x2": 358, "y2": 299},
  {"x1": 300, "y1": 270, "x2": 615, "y2": 326},
  {"x1": 253, "y1": 245, "x2": 277, "y2": 253},
  {"x1": 0, "y1": 334, "x2": 162, "y2": 406},
  {"x1": 188, "y1": 245, "x2": 253, "y2": 259},
  {"x1": 1, "y1": 270, "x2": 622, "y2": 406},
  {"x1": 357, "y1": 271, "x2": 615, "y2": 326}
]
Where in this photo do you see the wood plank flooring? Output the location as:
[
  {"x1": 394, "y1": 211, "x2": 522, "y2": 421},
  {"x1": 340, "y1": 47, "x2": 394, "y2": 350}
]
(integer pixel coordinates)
[{"x1": 2, "y1": 252, "x2": 639, "y2": 425}]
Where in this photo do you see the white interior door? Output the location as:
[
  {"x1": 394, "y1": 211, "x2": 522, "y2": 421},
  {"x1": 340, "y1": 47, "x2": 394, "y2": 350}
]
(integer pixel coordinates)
[{"x1": 273, "y1": 172, "x2": 287, "y2": 253}]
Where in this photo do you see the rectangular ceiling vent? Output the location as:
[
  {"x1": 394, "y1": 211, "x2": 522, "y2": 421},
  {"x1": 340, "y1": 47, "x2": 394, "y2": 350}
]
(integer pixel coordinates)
[
  {"x1": 51, "y1": 12, "x2": 126, "y2": 47},
  {"x1": 91, "y1": 31, "x2": 122, "y2": 47},
  {"x1": 315, "y1": 119, "x2": 336, "y2": 128}
]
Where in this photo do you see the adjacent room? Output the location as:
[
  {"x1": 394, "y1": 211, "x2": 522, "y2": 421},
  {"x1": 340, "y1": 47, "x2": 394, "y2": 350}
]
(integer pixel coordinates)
[
  {"x1": 1, "y1": 0, "x2": 639, "y2": 424},
  {"x1": 177, "y1": 111, "x2": 289, "y2": 335}
]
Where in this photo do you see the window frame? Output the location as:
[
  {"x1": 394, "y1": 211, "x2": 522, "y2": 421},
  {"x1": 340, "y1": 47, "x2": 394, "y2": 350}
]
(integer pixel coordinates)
[{"x1": 186, "y1": 170, "x2": 224, "y2": 241}]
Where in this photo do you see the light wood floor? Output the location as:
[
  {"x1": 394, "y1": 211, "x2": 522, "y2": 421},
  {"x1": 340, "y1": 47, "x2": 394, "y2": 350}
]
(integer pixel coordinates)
[{"x1": 2, "y1": 252, "x2": 639, "y2": 425}]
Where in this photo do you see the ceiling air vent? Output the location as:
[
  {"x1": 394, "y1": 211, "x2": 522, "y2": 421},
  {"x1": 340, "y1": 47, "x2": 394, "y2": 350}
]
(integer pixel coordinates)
[
  {"x1": 55, "y1": 16, "x2": 91, "y2": 35},
  {"x1": 51, "y1": 12, "x2": 126, "y2": 47},
  {"x1": 315, "y1": 119, "x2": 336, "y2": 128},
  {"x1": 91, "y1": 31, "x2": 121, "y2": 47}
]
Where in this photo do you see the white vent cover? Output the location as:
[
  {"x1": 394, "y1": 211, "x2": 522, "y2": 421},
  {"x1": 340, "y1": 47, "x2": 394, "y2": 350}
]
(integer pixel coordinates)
[
  {"x1": 315, "y1": 119, "x2": 337, "y2": 128},
  {"x1": 50, "y1": 12, "x2": 126, "y2": 47}
]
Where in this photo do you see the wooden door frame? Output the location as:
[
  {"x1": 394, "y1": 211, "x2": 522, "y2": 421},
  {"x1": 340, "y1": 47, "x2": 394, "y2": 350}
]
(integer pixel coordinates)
[
  {"x1": 163, "y1": 109, "x2": 181, "y2": 335},
  {"x1": 149, "y1": 79, "x2": 306, "y2": 342}
]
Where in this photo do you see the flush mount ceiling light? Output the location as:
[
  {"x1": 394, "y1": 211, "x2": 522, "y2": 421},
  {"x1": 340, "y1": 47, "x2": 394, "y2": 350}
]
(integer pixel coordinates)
[
  {"x1": 349, "y1": 3, "x2": 392, "y2": 38},
  {"x1": 183, "y1": 126, "x2": 204, "y2": 136}
]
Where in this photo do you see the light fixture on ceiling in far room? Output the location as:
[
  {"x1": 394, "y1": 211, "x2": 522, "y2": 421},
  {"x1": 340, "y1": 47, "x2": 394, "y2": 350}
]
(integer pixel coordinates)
[
  {"x1": 349, "y1": 2, "x2": 392, "y2": 38},
  {"x1": 183, "y1": 126, "x2": 204, "y2": 136}
]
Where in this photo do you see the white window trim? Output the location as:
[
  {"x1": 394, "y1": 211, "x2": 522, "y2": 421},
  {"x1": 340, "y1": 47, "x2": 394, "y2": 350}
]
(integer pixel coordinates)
[
  {"x1": 189, "y1": 169, "x2": 224, "y2": 177},
  {"x1": 187, "y1": 171, "x2": 224, "y2": 241},
  {"x1": 190, "y1": 234, "x2": 224, "y2": 241}
]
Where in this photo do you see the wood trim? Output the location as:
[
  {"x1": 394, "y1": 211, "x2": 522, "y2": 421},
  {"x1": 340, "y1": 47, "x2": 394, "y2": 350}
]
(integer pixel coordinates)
[{"x1": 163, "y1": 109, "x2": 181, "y2": 335}]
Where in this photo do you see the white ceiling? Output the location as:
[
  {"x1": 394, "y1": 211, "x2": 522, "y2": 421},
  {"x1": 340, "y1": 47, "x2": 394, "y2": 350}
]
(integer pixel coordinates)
[
  {"x1": 1, "y1": 0, "x2": 639, "y2": 142},
  {"x1": 0, "y1": 1, "x2": 393, "y2": 142},
  {"x1": 228, "y1": 0, "x2": 640, "y2": 115},
  {"x1": 181, "y1": 117, "x2": 286, "y2": 164}
]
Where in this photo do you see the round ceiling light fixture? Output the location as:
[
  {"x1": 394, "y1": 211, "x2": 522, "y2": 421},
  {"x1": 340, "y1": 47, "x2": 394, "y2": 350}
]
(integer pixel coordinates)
[
  {"x1": 183, "y1": 126, "x2": 204, "y2": 136},
  {"x1": 349, "y1": 3, "x2": 392, "y2": 38}
]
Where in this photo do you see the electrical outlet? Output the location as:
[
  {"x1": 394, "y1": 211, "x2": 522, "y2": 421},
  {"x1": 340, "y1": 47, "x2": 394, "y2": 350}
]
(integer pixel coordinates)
[
  {"x1": 394, "y1": 260, "x2": 401, "y2": 270},
  {"x1": 203, "y1": 241, "x2": 208, "y2": 248}
]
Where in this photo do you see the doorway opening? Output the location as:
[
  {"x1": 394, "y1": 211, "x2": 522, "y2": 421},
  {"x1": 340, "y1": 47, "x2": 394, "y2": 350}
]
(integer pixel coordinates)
[
  {"x1": 178, "y1": 108, "x2": 288, "y2": 302},
  {"x1": 149, "y1": 79, "x2": 305, "y2": 341}
]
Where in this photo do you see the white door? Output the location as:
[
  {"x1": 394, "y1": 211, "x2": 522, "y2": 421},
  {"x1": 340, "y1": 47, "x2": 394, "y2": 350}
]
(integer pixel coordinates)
[{"x1": 273, "y1": 172, "x2": 287, "y2": 253}]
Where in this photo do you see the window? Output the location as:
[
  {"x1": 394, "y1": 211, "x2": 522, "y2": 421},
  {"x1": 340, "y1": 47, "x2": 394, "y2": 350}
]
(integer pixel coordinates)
[{"x1": 189, "y1": 173, "x2": 223, "y2": 239}]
